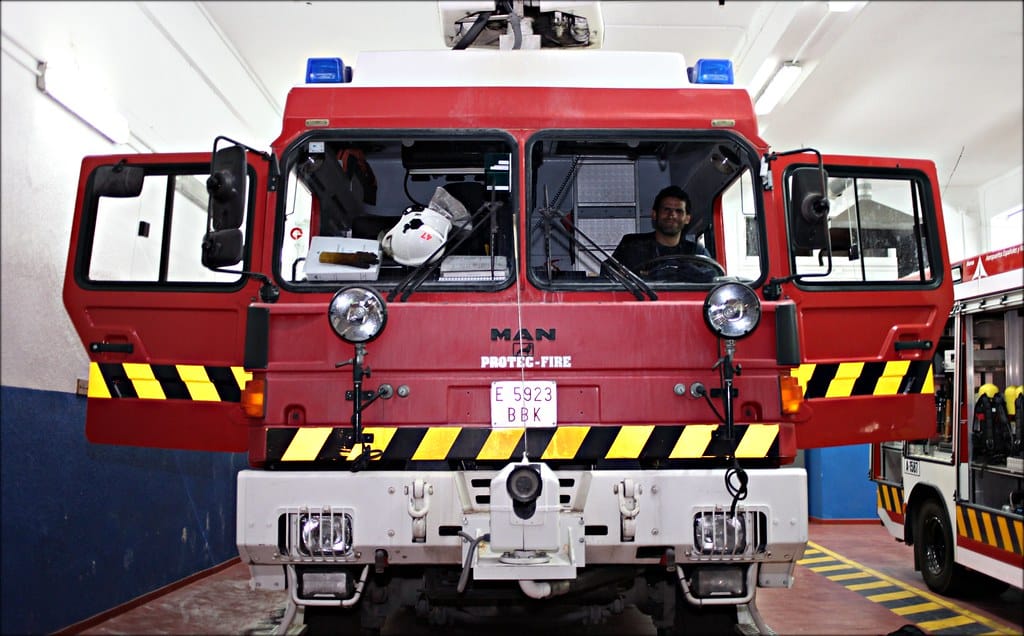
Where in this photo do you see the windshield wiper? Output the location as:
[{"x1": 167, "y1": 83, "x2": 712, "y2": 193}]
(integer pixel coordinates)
[
  {"x1": 388, "y1": 200, "x2": 505, "y2": 302},
  {"x1": 535, "y1": 206, "x2": 657, "y2": 301}
]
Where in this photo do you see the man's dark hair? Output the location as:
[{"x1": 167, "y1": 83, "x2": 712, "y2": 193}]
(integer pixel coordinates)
[{"x1": 653, "y1": 185, "x2": 690, "y2": 213}]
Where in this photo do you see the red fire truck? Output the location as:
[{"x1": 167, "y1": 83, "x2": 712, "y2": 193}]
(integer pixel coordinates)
[
  {"x1": 872, "y1": 244, "x2": 1023, "y2": 596},
  {"x1": 63, "y1": 33, "x2": 953, "y2": 635}
]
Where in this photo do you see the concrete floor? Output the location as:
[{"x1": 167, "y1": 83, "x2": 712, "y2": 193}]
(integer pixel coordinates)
[{"x1": 66, "y1": 522, "x2": 1023, "y2": 635}]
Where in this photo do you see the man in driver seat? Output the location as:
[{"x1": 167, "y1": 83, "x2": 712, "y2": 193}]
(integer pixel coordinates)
[{"x1": 604, "y1": 185, "x2": 718, "y2": 282}]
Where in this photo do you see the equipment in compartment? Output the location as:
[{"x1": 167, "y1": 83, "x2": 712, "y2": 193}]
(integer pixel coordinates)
[
  {"x1": 972, "y1": 385, "x2": 1013, "y2": 464},
  {"x1": 304, "y1": 237, "x2": 381, "y2": 281}
]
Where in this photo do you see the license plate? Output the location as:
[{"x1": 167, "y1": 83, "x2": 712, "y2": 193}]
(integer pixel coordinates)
[{"x1": 490, "y1": 380, "x2": 557, "y2": 428}]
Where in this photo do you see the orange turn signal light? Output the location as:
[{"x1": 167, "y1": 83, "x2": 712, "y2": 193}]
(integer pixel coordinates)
[
  {"x1": 780, "y1": 374, "x2": 803, "y2": 415},
  {"x1": 241, "y1": 378, "x2": 266, "y2": 418}
]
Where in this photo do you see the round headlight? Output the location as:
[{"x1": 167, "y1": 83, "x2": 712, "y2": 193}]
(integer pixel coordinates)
[
  {"x1": 703, "y1": 282, "x2": 761, "y2": 339},
  {"x1": 327, "y1": 286, "x2": 387, "y2": 343}
]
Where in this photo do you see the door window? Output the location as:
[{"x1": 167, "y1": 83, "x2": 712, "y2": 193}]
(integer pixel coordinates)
[
  {"x1": 86, "y1": 166, "x2": 245, "y2": 285},
  {"x1": 788, "y1": 171, "x2": 938, "y2": 285}
]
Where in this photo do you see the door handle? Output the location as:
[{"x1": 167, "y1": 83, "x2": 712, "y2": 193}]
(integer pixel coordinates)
[
  {"x1": 90, "y1": 341, "x2": 134, "y2": 354},
  {"x1": 894, "y1": 340, "x2": 932, "y2": 351}
]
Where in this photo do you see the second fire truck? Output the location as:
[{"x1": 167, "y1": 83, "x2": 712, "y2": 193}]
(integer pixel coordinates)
[{"x1": 872, "y1": 244, "x2": 1023, "y2": 596}]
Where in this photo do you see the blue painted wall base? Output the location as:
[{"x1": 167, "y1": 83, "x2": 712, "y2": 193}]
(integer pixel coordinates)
[
  {"x1": 1, "y1": 385, "x2": 247, "y2": 635},
  {"x1": 806, "y1": 444, "x2": 876, "y2": 520}
]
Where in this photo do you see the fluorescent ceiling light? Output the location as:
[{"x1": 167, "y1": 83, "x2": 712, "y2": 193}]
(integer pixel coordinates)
[
  {"x1": 37, "y1": 61, "x2": 130, "y2": 144},
  {"x1": 754, "y1": 63, "x2": 802, "y2": 115},
  {"x1": 745, "y1": 57, "x2": 778, "y2": 101}
]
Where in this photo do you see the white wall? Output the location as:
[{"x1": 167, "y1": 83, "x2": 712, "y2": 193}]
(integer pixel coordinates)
[
  {"x1": 1, "y1": 47, "x2": 103, "y2": 393},
  {"x1": 1, "y1": 1, "x2": 275, "y2": 392},
  {"x1": 943, "y1": 166, "x2": 1024, "y2": 263},
  {"x1": 942, "y1": 205, "x2": 979, "y2": 265},
  {"x1": 981, "y1": 166, "x2": 1024, "y2": 251}
]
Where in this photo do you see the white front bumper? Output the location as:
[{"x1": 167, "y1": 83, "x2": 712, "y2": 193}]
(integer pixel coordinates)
[{"x1": 237, "y1": 466, "x2": 808, "y2": 591}]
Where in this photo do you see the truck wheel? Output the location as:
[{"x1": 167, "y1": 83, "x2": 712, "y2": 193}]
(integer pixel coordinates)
[{"x1": 914, "y1": 499, "x2": 966, "y2": 596}]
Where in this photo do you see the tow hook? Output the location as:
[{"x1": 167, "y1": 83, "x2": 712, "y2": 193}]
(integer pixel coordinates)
[
  {"x1": 615, "y1": 478, "x2": 641, "y2": 542},
  {"x1": 408, "y1": 478, "x2": 432, "y2": 543}
]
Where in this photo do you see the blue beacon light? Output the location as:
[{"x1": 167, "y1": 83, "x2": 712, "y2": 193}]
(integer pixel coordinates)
[
  {"x1": 689, "y1": 59, "x2": 735, "y2": 85},
  {"x1": 306, "y1": 58, "x2": 351, "y2": 84}
]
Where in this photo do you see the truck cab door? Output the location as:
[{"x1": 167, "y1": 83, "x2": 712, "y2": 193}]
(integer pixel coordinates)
[
  {"x1": 63, "y1": 152, "x2": 268, "y2": 451},
  {"x1": 769, "y1": 152, "x2": 953, "y2": 448}
]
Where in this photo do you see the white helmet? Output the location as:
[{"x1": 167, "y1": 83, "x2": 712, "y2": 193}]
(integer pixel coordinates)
[{"x1": 381, "y1": 207, "x2": 452, "y2": 266}]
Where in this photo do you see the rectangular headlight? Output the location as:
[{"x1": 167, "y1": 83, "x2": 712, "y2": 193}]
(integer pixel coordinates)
[
  {"x1": 694, "y1": 511, "x2": 746, "y2": 555},
  {"x1": 295, "y1": 511, "x2": 353, "y2": 557}
]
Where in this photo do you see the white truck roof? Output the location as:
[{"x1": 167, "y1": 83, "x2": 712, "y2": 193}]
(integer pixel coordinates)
[{"x1": 347, "y1": 49, "x2": 692, "y2": 88}]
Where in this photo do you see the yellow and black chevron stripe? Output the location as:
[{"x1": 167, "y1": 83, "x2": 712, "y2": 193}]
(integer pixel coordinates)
[
  {"x1": 793, "y1": 361, "x2": 933, "y2": 400},
  {"x1": 267, "y1": 424, "x2": 780, "y2": 464},
  {"x1": 88, "y1": 362, "x2": 250, "y2": 402},
  {"x1": 956, "y1": 503, "x2": 1024, "y2": 557},
  {"x1": 799, "y1": 542, "x2": 1019, "y2": 634},
  {"x1": 876, "y1": 482, "x2": 905, "y2": 518}
]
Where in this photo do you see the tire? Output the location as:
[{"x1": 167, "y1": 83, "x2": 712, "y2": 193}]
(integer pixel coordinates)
[{"x1": 914, "y1": 498, "x2": 967, "y2": 596}]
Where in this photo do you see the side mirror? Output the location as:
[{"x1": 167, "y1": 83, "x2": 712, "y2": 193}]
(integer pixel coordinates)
[
  {"x1": 788, "y1": 166, "x2": 830, "y2": 250},
  {"x1": 201, "y1": 229, "x2": 243, "y2": 268},
  {"x1": 93, "y1": 164, "x2": 145, "y2": 198},
  {"x1": 207, "y1": 145, "x2": 246, "y2": 230}
]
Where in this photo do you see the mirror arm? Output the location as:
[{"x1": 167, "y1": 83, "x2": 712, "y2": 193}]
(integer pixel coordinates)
[
  {"x1": 212, "y1": 135, "x2": 280, "y2": 192},
  {"x1": 208, "y1": 267, "x2": 280, "y2": 303},
  {"x1": 763, "y1": 274, "x2": 798, "y2": 301},
  {"x1": 770, "y1": 146, "x2": 823, "y2": 204},
  {"x1": 763, "y1": 148, "x2": 833, "y2": 301}
]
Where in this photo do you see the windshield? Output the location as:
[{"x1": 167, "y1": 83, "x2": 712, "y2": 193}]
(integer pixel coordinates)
[
  {"x1": 527, "y1": 132, "x2": 764, "y2": 289},
  {"x1": 277, "y1": 132, "x2": 516, "y2": 291},
  {"x1": 275, "y1": 130, "x2": 765, "y2": 293}
]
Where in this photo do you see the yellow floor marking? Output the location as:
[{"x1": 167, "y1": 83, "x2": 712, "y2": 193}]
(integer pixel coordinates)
[
  {"x1": 808, "y1": 564, "x2": 854, "y2": 572},
  {"x1": 866, "y1": 590, "x2": 916, "y2": 602},
  {"x1": 891, "y1": 602, "x2": 942, "y2": 616},
  {"x1": 827, "y1": 572, "x2": 873, "y2": 582},
  {"x1": 806, "y1": 541, "x2": 1020, "y2": 635},
  {"x1": 917, "y1": 615, "x2": 977, "y2": 631},
  {"x1": 846, "y1": 580, "x2": 892, "y2": 591},
  {"x1": 797, "y1": 556, "x2": 835, "y2": 564}
]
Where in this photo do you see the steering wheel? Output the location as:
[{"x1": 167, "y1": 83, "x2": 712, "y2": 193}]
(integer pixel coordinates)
[{"x1": 636, "y1": 254, "x2": 726, "y2": 282}]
